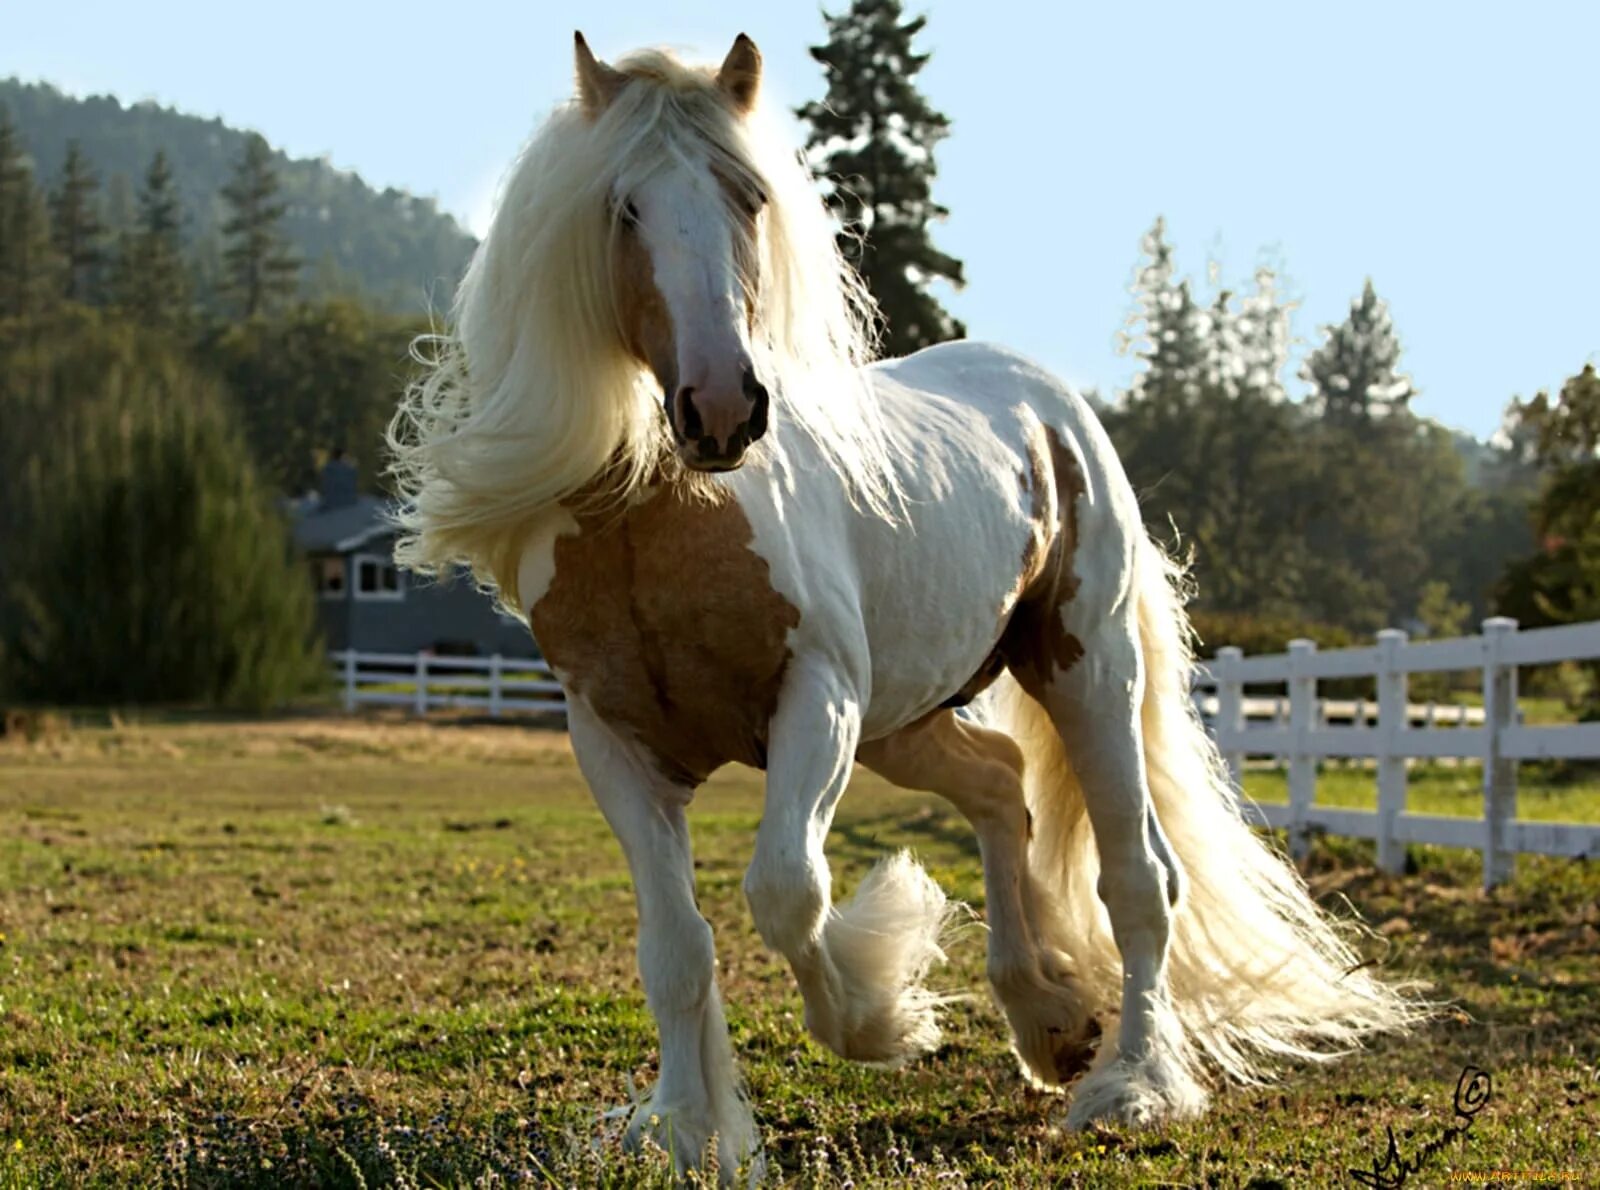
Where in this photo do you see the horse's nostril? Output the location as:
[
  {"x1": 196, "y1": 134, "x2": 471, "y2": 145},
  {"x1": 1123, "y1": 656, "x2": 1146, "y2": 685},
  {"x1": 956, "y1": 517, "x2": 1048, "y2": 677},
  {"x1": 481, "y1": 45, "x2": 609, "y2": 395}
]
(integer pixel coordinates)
[
  {"x1": 747, "y1": 385, "x2": 770, "y2": 443},
  {"x1": 676, "y1": 387, "x2": 703, "y2": 440}
]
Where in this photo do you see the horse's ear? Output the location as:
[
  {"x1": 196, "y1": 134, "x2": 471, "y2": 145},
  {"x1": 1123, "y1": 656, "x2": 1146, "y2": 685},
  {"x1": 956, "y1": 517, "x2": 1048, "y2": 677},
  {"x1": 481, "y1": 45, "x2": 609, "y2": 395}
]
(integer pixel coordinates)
[
  {"x1": 716, "y1": 33, "x2": 762, "y2": 114},
  {"x1": 574, "y1": 31, "x2": 625, "y2": 117}
]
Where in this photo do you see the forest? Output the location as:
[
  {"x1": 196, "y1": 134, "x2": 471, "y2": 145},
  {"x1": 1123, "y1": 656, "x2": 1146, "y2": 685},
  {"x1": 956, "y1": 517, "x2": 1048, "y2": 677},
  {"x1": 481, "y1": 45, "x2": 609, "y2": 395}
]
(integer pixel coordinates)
[{"x1": 0, "y1": 77, "x2": 474, "y2": 312}]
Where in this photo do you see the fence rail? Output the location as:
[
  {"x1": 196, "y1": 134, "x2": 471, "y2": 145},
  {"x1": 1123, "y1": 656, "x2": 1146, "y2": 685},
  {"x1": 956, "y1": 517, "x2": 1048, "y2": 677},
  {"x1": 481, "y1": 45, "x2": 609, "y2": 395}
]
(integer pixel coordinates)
[
  {"x1": 333, "y1": 615, "x2": 1600, "y2": 889},
  {"x1": 1191, "y1": 617, "x2": 1600, "y2": 888},
  {"x1": 330, "y1": 650, "x2": 565, "y2": 716}
]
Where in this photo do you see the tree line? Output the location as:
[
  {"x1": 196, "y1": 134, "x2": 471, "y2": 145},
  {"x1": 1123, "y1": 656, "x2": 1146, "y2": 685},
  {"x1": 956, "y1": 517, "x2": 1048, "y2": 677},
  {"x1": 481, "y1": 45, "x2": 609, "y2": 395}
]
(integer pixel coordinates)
[
  {"x1": 0, "y1": 76, "x2": 474, "y2": 313},
  {"x1": 3, "y1": 111, "x2": 302, "y2": 324}
]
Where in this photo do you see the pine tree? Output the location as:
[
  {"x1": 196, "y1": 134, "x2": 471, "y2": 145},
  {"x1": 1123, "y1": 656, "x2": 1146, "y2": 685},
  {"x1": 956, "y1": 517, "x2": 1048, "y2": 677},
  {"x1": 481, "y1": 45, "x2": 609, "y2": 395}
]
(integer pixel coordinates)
[
  {"x1": 220, "y1": 133, "x2": 299, "y2": 317},
  {"x1": 798, "y1": 0, "x2": 965, "y2": 356},
  {"x1": 1303, "y1": 279, "x2": 1416, "y2": 425},
  {"x1": 1120, "y1": 218, "x2": 1209, "y2": 402},
  {"x1": 49, "y1": 140, "x2": 107, "y2": 302},
  {"x1": 113, "y1": 150, "x2": 190, "y2": 329},
  {"x1": 1299, "y1": 280, "x2": 1454, "y2": 628},
  {"x1": 0, "y1": 105, "x2": 61, "y2": 318}
]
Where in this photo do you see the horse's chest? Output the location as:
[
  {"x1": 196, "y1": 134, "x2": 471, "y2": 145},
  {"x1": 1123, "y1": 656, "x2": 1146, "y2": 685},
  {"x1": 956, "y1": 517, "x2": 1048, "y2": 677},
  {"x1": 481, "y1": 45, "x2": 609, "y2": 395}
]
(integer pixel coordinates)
[{"x1": 529, "y1": 492, "x2": 800, "y2": 784}]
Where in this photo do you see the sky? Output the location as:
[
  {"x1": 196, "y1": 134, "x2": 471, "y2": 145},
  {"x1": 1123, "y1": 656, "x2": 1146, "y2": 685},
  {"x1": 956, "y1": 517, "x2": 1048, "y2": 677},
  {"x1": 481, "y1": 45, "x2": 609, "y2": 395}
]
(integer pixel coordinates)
[{"x1": 5, "y1": 0, "x2": 1597, "y2": 440}]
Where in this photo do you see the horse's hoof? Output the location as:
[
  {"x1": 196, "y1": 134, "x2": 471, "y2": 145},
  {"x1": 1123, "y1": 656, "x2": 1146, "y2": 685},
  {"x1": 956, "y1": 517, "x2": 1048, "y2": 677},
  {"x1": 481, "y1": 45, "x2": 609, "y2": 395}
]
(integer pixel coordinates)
[
  {"x1": 622, "y1": 1099, "x2": 762, "y2": 1186},
  {"x1": 1063, "y1": 1050, "x2": 1208, "y2": 1130}
]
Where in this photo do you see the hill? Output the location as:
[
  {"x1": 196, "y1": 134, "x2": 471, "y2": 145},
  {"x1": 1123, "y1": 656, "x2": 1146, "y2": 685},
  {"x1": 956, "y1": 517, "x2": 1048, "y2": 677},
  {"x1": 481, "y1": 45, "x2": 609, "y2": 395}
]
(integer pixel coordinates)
[{"x1": 0, "y1": 77, "x2": 476, "y2": 315}]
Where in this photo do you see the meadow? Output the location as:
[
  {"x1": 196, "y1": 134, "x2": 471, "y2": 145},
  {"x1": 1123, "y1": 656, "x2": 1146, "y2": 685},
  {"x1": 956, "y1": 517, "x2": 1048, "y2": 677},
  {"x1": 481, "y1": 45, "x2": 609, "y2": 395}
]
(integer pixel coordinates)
[{"x1": 0, "y1": 714, "x2": 1595, "y2": 1187}]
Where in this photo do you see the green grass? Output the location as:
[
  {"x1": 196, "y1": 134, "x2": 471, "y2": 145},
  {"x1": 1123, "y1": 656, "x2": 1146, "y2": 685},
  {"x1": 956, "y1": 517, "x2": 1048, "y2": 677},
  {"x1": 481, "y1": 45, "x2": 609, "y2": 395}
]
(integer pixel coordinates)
[
  {"x1": 1, "y1": 715, "x2": 1596, "y2": 1186},
  {"x1": 1244, "y1": 762, "x2": 1600, "y2": 823}
]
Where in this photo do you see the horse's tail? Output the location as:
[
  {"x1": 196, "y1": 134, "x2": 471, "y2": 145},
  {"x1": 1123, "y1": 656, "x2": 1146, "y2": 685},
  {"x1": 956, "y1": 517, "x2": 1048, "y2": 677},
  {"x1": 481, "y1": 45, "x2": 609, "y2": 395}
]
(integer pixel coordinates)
[{"x1": 981, "y1": 535, "x2": 1424, "y2": 1083}]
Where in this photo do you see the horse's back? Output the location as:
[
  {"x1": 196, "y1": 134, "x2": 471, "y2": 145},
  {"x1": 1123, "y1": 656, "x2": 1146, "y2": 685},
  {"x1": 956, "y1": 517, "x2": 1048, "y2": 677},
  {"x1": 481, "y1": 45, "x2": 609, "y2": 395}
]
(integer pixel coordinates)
[
  {"x1": 873, "y1": 341, "x2": 1098, "y2": 432},
  {"x1": 874, "y1": 340, "x2": 1145, "y2": 592}
]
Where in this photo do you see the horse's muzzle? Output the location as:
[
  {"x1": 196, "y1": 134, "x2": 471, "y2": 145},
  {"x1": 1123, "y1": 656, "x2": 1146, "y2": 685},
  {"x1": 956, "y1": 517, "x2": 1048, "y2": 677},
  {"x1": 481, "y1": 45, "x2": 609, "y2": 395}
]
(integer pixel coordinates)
[{"x1": 670, "y1": 367, "x2": 770, "y2": 471}]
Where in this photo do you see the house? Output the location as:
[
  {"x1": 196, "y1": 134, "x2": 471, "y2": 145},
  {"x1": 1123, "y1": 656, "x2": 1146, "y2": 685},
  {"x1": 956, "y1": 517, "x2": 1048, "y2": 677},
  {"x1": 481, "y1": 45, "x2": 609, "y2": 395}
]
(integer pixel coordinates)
[{"x1": 292, "y1": 454, "x2": 538, "y2": 658}]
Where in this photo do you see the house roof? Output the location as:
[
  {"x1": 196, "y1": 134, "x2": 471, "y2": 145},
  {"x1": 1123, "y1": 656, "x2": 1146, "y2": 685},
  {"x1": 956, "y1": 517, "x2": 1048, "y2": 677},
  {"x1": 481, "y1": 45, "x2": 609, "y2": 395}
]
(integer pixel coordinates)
[{"x1": 291, "y1": 495, "x2": 396, "y2": 554}]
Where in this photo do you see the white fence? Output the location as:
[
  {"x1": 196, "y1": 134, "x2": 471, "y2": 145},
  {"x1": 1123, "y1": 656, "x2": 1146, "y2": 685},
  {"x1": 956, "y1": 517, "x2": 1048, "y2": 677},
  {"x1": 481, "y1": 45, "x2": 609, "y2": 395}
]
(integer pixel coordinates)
[
  {"x1": 1193, "y1": 617, "x2": 1600, "y2": 888},
  {"x1": 330, "y1": 650, "x2": 565, "y2": 716},
  {"x1": 332, "y1": 616, "x2": 1599, "y2": 889},
  {"x1": 1193, "y1": 693, "x2": 1484, "y2": 731}
]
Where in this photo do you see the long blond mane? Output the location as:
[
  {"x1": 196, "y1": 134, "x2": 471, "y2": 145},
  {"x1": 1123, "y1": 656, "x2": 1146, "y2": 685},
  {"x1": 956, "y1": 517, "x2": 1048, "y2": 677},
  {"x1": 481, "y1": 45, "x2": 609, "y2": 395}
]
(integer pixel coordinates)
[{"x1": 387, "y1": 47, "x2": 906, "y2": 609}]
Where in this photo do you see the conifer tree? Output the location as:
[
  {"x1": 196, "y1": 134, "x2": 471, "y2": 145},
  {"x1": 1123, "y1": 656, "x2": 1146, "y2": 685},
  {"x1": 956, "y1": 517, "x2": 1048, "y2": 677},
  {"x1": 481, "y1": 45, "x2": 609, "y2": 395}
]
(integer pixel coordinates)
[
  {"x1": 220, "y1": 133, "x2": 299, "y2": 317},
  {"x1": 113, "y1": 150, "x2": 189, "y2": 329},
  {"x1": 798, "y1": 0, "x2": 965, "y2": 356},
  {"x1": 1302, "y1": 279, "x2": 1416, "y2": 424},
  {"x1": 0, "y1": 106, "x2": 61, "y2": 318},
  {"x1": 49, "y1": 140, "x2": 107, "y2": 302},
  {"x1": 1299, "y1": 280, "x2": 1454, "y2": 628},
  {"x1": 1121, "y1": 218, "x2": 1209, "y2": 403}
]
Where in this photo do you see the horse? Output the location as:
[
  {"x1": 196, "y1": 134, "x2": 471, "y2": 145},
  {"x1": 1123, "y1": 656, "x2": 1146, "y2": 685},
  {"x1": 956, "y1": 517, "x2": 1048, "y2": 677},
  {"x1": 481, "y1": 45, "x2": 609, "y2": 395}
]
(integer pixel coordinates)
[{"x1": 388, "y1": 32, "x2": 1420, "y2": 1181}]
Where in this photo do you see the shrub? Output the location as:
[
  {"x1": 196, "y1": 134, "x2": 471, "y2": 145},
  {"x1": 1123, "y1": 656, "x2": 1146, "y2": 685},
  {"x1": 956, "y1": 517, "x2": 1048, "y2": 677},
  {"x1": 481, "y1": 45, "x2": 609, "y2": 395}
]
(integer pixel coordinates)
[{"x1": 1, "y1": 321, "x2": 323, "y2": 709}]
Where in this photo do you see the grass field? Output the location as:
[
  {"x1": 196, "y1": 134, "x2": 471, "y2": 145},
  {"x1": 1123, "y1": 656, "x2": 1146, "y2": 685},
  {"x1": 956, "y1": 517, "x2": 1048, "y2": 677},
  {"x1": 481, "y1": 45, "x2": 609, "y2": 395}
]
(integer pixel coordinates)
[{"x1": 1, "y1": 714, "x2": 1596, "y2": 1187}]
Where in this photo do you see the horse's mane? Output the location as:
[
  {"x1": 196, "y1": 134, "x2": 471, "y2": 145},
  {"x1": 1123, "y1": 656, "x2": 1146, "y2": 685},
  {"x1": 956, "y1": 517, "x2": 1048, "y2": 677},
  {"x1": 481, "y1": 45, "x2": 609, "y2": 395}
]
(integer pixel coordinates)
[{"x1": 387, "y1": 47, "x2": 907, "y2": 610}]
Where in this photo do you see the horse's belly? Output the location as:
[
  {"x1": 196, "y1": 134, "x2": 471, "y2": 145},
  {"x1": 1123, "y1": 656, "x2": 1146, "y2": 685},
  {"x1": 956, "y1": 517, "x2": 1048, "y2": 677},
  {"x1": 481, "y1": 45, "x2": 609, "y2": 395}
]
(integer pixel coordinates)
[
  {"x1": 528, "y1": 492, "x2": 799, "y2": 784},
  {"x1": 856, "y1": 572, "x2": 1020, "y2": 738},
  {"x1": 853, "y1": 497, "x2": 1038, "y2": 739}
]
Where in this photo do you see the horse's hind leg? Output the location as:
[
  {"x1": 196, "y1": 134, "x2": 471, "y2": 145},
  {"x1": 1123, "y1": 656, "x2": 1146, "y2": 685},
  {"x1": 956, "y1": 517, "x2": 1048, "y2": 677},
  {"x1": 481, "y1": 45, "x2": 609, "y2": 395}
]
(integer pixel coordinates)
[
  {"x1": 565, "y1": 700, "x2": 759, "y2": 1182},
  {"x1": 857, "y1": 709, "x2": 1100, "y2": 1087},
  {"x1": 743, "y1": 659, "x2": 953, "y2": 1065},
  {"x1": 1026, "y1": 611, "x2": 1207, "y2": 1128}
]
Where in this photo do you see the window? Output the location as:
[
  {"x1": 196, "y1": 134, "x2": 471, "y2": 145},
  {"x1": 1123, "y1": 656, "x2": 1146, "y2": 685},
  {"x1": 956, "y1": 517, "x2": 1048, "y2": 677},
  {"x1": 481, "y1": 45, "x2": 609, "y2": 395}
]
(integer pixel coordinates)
[
  {"x1": 314, "y1": 556, "x2": 347, "y2": 600},
  {"x1": 353, "y1": 553, "x2": 405, "y2": 601}
]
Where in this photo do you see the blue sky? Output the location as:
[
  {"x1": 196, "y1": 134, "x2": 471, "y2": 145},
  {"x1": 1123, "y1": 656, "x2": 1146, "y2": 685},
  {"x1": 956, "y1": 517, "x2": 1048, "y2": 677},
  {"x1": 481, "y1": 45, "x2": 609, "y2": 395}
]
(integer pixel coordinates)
[{"x1": 6, "y1": 1, "x2": 1596, "y2": 440}]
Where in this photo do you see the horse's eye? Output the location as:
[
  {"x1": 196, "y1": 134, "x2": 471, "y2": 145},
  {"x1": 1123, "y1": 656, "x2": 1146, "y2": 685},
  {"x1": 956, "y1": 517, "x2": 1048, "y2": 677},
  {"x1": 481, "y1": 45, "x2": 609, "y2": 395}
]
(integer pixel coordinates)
[
  {"x1": 749, "y1": 188, "x2": 768, "y2": 214},
  {"x1": 621, "y1": 200, "x2": 640, "y2": 228}
]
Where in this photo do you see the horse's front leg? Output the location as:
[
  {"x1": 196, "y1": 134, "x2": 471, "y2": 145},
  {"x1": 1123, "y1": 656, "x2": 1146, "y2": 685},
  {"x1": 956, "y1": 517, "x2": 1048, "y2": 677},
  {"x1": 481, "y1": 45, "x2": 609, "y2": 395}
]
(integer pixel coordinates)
[
  {"x1": 743, "y1": 659, "x2": 954, "y2": 1065},
  {"x1": 565, "y1": 699, "x2": 759, "y2": 1182}
]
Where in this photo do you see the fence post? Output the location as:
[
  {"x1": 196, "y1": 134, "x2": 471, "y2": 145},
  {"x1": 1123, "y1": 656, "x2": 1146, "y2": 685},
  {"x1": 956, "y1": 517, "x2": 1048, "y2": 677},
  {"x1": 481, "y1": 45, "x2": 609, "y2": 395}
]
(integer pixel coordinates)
[
  {"x1": 1287, "y1": 639, "x2": 1317, "y2": 860},
  {"x1": 341, "y1": 650, "x2": 356, "y2": 712},
  {"x1": 414, "y1": 653, "x2": 429, "y2": 717},
  {"x1": 489, "y1": 654, "x2": 503, "y2": 718},
  {"x1": 1375, "y1": 629, "x2": 1409, "y2": 874},
  {"x1": 1481, "y1": 617, "x2": 1519, "y2": 889},
  {"x1": 1215, "y1": 646, "x2": 1245, "y2": 793}
]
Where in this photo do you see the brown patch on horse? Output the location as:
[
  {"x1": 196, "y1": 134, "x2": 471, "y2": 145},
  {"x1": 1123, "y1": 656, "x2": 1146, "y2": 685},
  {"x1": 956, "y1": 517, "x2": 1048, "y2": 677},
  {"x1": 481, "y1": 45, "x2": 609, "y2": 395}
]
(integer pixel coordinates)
[
  {"x1": 1004, "y1": 429, "x2": 1055, "y2": 621},
  {"x1": 611, "y1": 167, "x2": 765, "y2": 389},
  {"x1": 531, "y1": 489, "x2": 799, "y2": 785},
  {"x1": 1000, "y1": 423, "x2": 1090, "y2": 700},
  {"x1": 611, "y1": 221, "x2": 676, "y2": 395}
]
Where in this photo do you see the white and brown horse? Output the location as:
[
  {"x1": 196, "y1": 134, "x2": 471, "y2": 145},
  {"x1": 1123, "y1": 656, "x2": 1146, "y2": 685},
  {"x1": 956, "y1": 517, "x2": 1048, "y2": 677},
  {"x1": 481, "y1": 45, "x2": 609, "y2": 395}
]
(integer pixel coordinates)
[{"x1": 389, "y1": 33, "x2": 1418, "y2": 1181}]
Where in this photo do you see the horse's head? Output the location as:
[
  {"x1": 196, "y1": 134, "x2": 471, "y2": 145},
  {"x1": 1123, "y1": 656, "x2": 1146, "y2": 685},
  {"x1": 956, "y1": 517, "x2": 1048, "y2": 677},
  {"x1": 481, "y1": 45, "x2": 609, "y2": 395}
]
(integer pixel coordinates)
[{"x1": 577, "y1": 32, "x2": 771, "y2": 473}]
